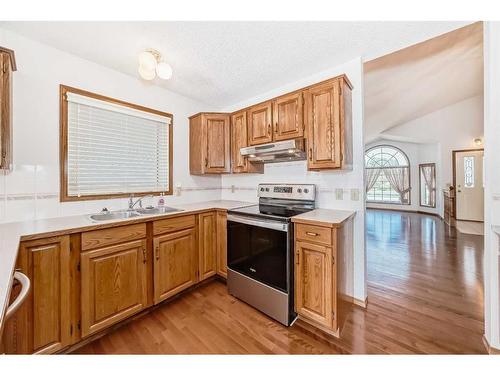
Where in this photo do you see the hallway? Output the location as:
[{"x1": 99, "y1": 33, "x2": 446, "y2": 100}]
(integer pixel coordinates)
[{"x1": 364, "y1": 209, "x2": 485, "y2": 353}]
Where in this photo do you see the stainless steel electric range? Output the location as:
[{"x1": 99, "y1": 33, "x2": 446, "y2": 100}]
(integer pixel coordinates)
[{"x1": 226, "y1": 183, "x2": 316, "y2": 326}]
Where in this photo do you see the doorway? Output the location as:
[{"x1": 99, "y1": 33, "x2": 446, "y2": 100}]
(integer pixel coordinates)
[{"x1": 453, "y1": 149, "x2": 484, "y2": 222}]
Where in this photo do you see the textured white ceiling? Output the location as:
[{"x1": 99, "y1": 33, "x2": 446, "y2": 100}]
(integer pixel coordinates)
[
  {"x1": 364, "y1": 22, "x2": 483, "y2": 143},
  {"x1": 1, "y1": 21, "x2": 472, "y2": 107}
]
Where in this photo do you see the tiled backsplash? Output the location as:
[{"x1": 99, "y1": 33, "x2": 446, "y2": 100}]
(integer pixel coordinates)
[{"x1": 0, "y1": 165, "x2": 223, "y2": 223}]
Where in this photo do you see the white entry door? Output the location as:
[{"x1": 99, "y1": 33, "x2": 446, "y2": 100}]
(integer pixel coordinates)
[{"x1": 455, "y1": 150, "x2": 484, "y2": 222}]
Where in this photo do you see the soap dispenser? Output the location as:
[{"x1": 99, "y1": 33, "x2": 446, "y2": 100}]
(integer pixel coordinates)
[{"x1": 158, "y1": 192, "x2": 165, "y2": 207}]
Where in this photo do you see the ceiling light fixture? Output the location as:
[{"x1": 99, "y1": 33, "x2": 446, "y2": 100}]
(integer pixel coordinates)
[
  {"x1": 473, "y1": 138, "x2": 483, "y2": 147},
  {"x1": 138, "y1": 49, "x2": 173, "y2": 81}
]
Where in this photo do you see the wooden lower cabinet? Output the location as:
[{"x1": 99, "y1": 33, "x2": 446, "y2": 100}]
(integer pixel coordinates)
[
  {"x1": 153, "y1": 228, "x2": 197, "y2": 303},
  {"x1": 295, "y1": 241, "x2": 335, "y2": 329},
  {"x1": 294, "y1": 219, "x2": 353, "y2": 336},
  {"x1": 3, "y1": 236, "x2": 74, "y2": 354},
  {"x1": 198, "y1": 212, "x2": 217, "y2": 280},
  {"x1": 3, "y1": 210, "x2": 230, "y2": 353},
  {"x1": 216, "y1": 211, "x2": 228, "y2": 278},
  {"x1": 80, "y1": 239, "x2": 148, "y2": 338}
]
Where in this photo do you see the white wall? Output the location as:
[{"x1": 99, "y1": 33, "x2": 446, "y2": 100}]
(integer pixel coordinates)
[
  {"x1": 375, "y1": 95, "x2": 483, "y2": 216},
  {"x1": 0, "y1": 27, "x2": 221, "y2": 223},
  {"x1": 220, "y1": 58, "x2": 367, "y2": 302},
  {"x1": 365, "y1": 140, "x2": 439, "y2": 215},
  {"x1": 483, "y1": 21, "x2": 500, "y2": 351}
]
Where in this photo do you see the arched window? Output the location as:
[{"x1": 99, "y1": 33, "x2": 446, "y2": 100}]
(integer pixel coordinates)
[{"x1": 365, "y1": 145, "x2": 411, "y2": 204}]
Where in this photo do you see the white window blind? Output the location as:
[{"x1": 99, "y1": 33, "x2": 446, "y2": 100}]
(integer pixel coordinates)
[{"x1": 66, "y1": 92, "x2": 171, "y2": 197}]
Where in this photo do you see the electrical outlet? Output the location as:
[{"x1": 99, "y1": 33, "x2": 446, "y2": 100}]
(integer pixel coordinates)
[
  {"x1": 350, "y1": 188, "x2": 360, "y2": 201},
  {"x1": 335, "y1": 188, "x2": 343, "y2": 200},
  {"x1": 176, "y1": 183, "x2": 182, "y2": 196},
  {"x1": 231, "y1": 185, "x2": 235, "y2": 193}
]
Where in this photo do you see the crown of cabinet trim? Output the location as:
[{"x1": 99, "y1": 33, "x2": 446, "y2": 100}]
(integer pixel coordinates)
[{"x1": 0, "y1": 47, "x2": 17, "y2": 71}]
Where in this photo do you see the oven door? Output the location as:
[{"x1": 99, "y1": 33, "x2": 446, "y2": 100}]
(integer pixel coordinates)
[{"x1": 227, "y1": 214, "x2": 291, "y2": 293}]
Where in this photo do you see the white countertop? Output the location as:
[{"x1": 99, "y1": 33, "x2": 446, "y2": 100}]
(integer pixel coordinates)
[
  {"x1": 291, "y1": 208, "x2": 356, "y2": 227},
  {"x1": 0, "y1": 200, "x2": 254, "y2": 335}
]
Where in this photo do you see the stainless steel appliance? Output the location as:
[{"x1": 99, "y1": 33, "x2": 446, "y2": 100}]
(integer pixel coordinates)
[
  {"x1": 239, "y1": 139, "x2": 306, "y2": 163},
  {"x1": 227, "y1": 183, "x2": 316, "y2": 326}
]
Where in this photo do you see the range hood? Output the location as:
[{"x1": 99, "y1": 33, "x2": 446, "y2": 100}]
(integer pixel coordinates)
[{"x1": 240, "y1": 139, "x2": 306, "y2": 164}]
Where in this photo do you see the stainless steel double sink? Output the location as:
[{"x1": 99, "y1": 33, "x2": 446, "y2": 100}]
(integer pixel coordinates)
[{"x1": 89, "y1": 206, "x2": 182, "y2": 221}]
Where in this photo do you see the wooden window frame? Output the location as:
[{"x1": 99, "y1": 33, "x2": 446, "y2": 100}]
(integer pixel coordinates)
[
  {"x1": 419, "y1": 163, "x2": 436, "y2": 208},
  {"x1": 59, "y1": 85, "x2": 173, "y2": 202}
]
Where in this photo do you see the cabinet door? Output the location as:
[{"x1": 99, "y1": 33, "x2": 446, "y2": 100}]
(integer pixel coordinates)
[
  {"x1": 295, "y1": 241, "x2": 333, "y2": 328},
  {"x1": 216, "y1": 211, "x2": 227, "y2": 278},
  {"x1": 3, "y1": 236, "x2": 72, "y2": 354},
  {"x1": 304, "y1": 79, "x2": 342, "y2": 170},
  {"x1": 273, "y1": 91, "x2": 304, "y2": 141},
  {"x1": 198, "y1": 212, "x2": 217, "y2": 280},
  {"x1": 231, "y1": 111, "x2": 249, "y2": 173},
  {"x1": 248, "y1": 101, "x2": 273, "y2": 145},
  {"x1": 204, "y1": 114, "x2": 230, "y2": 173},
  {"x1": 153, "y1": 228, "x2": 197, "y2": 303},
  {"x1": 0, "y1": 51, "x2": 13, "y2": 170},
  {"x1": 80, "y1": 240, "x2": 147, "y2": 338}
]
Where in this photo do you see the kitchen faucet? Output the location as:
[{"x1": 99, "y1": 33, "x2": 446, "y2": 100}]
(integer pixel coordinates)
[{"x1": 128, "y1": 194, "x2": 153, "y2": 210}]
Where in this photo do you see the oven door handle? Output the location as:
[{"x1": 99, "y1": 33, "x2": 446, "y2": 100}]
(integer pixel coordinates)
[{"x1": 227, "y1": 214, "x2": 289, "y2": 232}]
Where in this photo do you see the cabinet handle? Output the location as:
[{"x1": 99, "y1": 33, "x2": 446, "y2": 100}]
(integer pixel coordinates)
[
  {"x1": 5, "y1": 271, "x2": 30, "y2": 320},
  {"x1": 309, "y1": 148, "x2": 312, "y2": 161},
  {"x1": 142, "y1": 248, "x2": 147, "y2": 264},
  {"x1": 268, "y1": 124, "x2": 271, "y2": 136},
  {"x1": 205, "y1": 157, "x2": 208, "y2": 167},
  {"x1": 306, "y1": 232, "x2": 318, "y2": 237},
  {"x1": 155, "y1": 246, "x2": 160, "y2": 260},
  {"x1": 274, "y1": 122, "x2": 278, "y2": 133},
  {"x1": 295, "y1": 251, "x2": 300, "y2": 265}
]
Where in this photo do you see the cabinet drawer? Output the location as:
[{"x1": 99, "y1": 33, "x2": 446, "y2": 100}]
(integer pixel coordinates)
[
  {"x1": 82, "y1": 223, "x2": 147, "y2": 251},
  {"x1": 153, "y1": 214, "x2": 196, "y2": 236},
  {"x1": 296, "y1": 224, "x2": 332, "y2": 246}
]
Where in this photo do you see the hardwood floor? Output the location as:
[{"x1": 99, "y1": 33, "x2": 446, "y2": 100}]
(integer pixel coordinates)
[{"x1": 74, "y1": 209, "x2": 486, "y2": 354}]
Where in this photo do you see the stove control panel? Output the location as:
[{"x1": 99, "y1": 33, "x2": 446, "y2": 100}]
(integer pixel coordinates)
[{"x1": 258, "y1": 184, "x2": 316, "y2": 201}]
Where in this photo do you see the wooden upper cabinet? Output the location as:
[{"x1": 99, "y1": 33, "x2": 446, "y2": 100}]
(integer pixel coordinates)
[
  {"x1": 153, "y1": 228, "x2": 197, "y2": 304},
  {"x1": 247, "y1": 101, "x2": 273, "y2": 145},
  {"x1": 304, "y1": 77, "x2": 353, "y2": 171},
  {"x1": 198, "y1": 212, "x2": 217, "y2": 280},
  {"x1": 80, "y1": 239, "x2": 148, "y2": 338},
  {"x1": 189, "y1": 113, "x2": 230, "y2": 174},
  {"x1": 3, "y1": 236, "x2": 73, "y2": 354},
  {"x1": 231, "y1": 111, "x2": 248, "y2": 173},
  {"x1": 273, "y1": 91, "x2": 304, "y2": 141},
  {"x1": 231, "y1": 111, "x2": 263, "y2": 174},
  {"x1": 0, "y1": 47, "x2": 16, "y2": 171},
  {"x1": 295, "y1": 240, "x2": 334, "y2": 329}
]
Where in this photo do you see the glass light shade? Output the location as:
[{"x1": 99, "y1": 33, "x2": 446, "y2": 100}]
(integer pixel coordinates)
[
  {"x1": 138, "y1": 64, "x2": 156, "y2": 80},
  {"x1": 138, "y1": 51, "x2": 157, "y2": 70},
  {"x1": 156, "y1": 62, "x2": 173, "y2": 80}
]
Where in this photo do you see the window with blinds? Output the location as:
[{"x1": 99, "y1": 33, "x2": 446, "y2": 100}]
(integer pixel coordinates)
[{"x1": 60, "y1": 86, "x2": 172, "y2": 201}]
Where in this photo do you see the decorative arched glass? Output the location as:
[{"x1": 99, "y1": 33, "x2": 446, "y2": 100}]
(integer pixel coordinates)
[{"x1": 365, "y1": 145, "x2": 411, "y2": 204}]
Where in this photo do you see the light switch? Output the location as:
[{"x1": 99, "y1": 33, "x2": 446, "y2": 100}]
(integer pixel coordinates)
[
  {"x1": 231, "y1": 185, "x2": 236, "y2": 193},
  {"x1": 335, "y1": 188, "x2": 343, "y2": 200},
  {"x1": 350, "y1": 188, "x2": 360, "y2": 201},
  {"x1": 176, "y1": 183, "x2": 182, "y2": 196}
]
